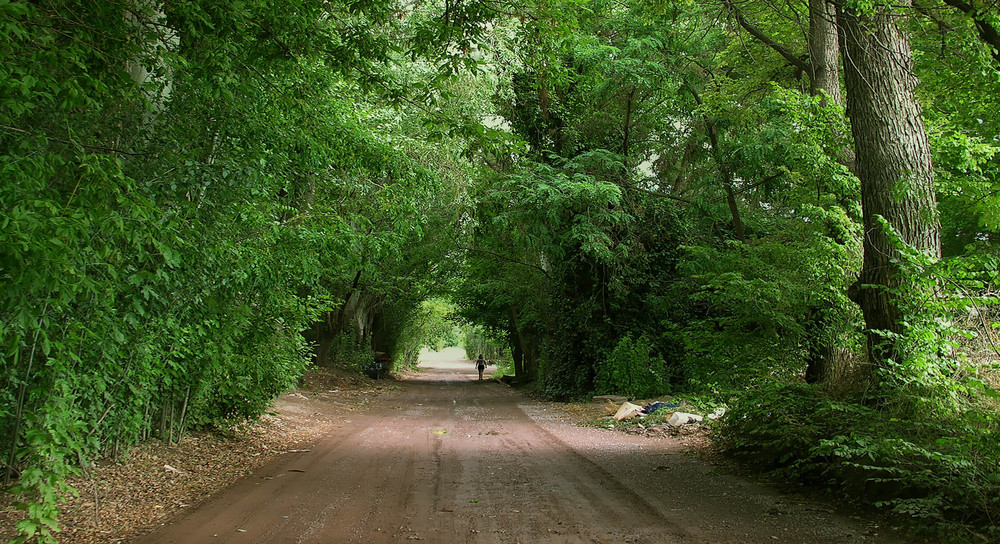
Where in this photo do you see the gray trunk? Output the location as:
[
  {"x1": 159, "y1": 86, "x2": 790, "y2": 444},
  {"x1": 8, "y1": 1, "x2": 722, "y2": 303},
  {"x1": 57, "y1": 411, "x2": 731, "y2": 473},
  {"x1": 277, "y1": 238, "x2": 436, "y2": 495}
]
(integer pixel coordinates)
[
  {"x1": 840, "y1": 1, "x2": 941, "y2": 368},
  {"x1": 808, "y1": 0, "x2": 842, "y2": 106}
]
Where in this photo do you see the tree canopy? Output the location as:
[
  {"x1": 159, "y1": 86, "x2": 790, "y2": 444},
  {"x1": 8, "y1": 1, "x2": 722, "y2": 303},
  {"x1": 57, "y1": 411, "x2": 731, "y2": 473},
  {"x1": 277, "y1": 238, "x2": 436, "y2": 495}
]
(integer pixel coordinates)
[{"x1": 4, "y1": 0, "x2": 1000, "y2": 540}]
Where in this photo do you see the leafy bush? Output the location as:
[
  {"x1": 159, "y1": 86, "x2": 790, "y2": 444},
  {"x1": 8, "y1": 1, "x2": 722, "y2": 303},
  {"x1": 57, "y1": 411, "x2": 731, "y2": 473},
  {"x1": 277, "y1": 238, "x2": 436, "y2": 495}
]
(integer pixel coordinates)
[
  {"x1": 490, "y1": 359, "x2": 515, "y2": 379},
  {"x1": 718, "y1": 383, "x2": 1000, "y2": 539},
  {"x1": 594, "y1": 335, "x2": 671, "y2": 399},
  {"x1": 327, "y1": 331, "x2": 376, "y2": 374}
]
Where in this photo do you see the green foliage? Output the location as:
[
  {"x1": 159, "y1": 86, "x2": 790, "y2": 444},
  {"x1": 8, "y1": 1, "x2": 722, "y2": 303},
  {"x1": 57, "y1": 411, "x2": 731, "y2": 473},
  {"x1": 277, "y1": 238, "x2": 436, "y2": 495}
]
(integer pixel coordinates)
[
  {"x1": 9, "y1": 390, "x2": 84, "y2": 544},
  {"x1": 489, "y1": 359, "x2": 515, "y2": 379},
  {"x1": 719, "y1": 383, "x2": 1000, "y2": 539},
  {"x1": 669, "y1": 229, "x2": 860, "y2": 390},
  {"x1": 420, "y1": 299, "x2": 461, "y2": 351},
  {"x1": 7, "y1": 0, "x2": 1000, "y2": 540},
  {"x1": 376, "y1": 299, "x2": 465, "y2": 370},
  {"x1": 461, "y1": 326, "x2": 507, "y2": 362},
  {"x1": 448, "y1": 0, "x2": 1000, "y2": 538},
  {"x1": 594, "y1": 335, "x2": 672, "y2": 399},
  {"x1": 451, "y1": 1, "x2": 1000, "y2": 537},
  {"x1": 328, "y1": 331, "x2": 377, "y2": 374},
  {"x1": 0, "y1": 0, "x2": 473, "y2": 540}
]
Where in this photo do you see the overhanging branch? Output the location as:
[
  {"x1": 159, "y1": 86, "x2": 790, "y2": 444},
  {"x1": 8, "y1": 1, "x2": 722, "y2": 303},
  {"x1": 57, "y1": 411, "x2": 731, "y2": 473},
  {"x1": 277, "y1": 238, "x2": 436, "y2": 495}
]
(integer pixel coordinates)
[
  {"x1": 457, "y1": 245, "x2": 549, "y2": 277},
  {"x1": 722, "y1": 0, "x2": 812, "y2": 75}
]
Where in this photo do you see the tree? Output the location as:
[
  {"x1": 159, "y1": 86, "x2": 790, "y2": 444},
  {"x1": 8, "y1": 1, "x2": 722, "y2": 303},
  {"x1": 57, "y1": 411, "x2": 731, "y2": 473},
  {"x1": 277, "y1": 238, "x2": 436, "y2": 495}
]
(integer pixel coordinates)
[
  {"x1": 839, "y1": 0, "x2": 942, "y2": 370},
  {"x1": 0, "y1": 0, "x2": 478, "y2": 539}
]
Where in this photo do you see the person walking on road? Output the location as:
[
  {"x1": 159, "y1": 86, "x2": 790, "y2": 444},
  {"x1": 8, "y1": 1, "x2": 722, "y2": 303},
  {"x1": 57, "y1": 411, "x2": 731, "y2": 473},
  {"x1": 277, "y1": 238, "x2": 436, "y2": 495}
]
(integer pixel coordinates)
[{"x1": 476, "y1": 354, "x2": 487, "y2": 381}]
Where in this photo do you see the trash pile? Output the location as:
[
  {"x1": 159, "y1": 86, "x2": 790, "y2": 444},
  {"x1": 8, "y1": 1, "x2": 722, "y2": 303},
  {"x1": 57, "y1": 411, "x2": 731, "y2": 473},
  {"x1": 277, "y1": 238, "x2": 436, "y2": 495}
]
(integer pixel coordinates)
[{"x1": 607, "y1": 399, "x2": 725, "y2": 426}]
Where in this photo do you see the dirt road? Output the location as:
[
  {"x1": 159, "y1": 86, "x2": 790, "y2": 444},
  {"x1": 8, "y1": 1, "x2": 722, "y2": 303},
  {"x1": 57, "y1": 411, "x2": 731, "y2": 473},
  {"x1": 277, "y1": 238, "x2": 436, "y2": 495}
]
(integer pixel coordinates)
[{"x1": 136, "y1": 348, "x2": 897, "y2": 543}]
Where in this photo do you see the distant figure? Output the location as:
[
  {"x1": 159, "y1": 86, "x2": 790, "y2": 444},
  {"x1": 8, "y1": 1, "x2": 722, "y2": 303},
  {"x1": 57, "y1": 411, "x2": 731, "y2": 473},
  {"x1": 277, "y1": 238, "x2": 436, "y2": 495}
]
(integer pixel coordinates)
[
  {"x1": 366, "y1": 352, "x2": 390, "y2": 380},
  {"x1": 476, "y1": 353, "x2": 487, "y2": 381}
]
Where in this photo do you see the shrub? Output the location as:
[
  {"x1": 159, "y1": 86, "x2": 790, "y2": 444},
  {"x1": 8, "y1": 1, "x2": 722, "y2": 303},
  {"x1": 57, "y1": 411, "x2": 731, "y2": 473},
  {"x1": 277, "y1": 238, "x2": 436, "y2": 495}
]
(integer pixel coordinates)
[
  {"x1": 718, "y1": 383, "x2": 1000, "y2": 539},
  {"x1": 594, "y1": 335, "x2": 671, "y2": 399}
]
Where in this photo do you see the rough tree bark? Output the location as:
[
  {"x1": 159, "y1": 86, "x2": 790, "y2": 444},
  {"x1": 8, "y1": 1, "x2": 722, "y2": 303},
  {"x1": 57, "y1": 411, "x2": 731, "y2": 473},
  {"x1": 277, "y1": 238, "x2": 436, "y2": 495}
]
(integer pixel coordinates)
[
  {"x1": 839, "y1": 1, "x2": 941, "y2": 369},
  {"x1": 808, "y1": 0, "x2": 843, "y2": 105}
]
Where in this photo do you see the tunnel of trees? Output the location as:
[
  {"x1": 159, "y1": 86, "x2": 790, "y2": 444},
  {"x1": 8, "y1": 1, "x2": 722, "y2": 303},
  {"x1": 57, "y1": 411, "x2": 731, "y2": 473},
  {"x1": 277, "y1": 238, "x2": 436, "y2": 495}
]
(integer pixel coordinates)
[{"x1": 3, "y1": 0, "x2": 1000, "y2": 540}]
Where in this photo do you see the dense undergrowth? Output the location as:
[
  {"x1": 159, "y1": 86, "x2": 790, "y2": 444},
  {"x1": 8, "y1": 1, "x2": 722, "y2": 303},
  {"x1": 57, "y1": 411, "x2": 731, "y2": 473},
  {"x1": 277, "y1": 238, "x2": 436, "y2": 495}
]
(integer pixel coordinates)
[{"x1": 720, "y1": 383, "x2": 1000, "y2": 541}]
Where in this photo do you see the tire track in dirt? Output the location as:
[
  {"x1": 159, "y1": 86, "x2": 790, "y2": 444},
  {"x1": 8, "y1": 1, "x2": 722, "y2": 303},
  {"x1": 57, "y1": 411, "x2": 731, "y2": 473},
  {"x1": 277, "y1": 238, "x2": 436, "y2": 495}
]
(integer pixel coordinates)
[
  {"x1": 436, "y1": 385, "x2": 692, "y2": 543},
  {"x1": 134, "y1": 349, "x2": 901, "y2": 544}
]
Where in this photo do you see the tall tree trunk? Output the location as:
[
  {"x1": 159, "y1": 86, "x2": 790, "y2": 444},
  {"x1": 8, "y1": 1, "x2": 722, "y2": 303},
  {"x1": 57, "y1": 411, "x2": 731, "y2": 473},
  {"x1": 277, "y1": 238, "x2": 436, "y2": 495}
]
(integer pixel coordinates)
[
  {"x1": 524, "y1": 337, "x2": 539, "y2": 379},
  {"x1": 722, "y1": 0, "x2": 854, "y2": 382},
  {"x1": 510, "y1": 337, "x2": 525, "y2": 378},
  {"x1": 839, "y1": 2, "x2": 941, "y2": 369},
  {"x1": 667, "y1": 138, "x2": 696, "y2": 196},
  {"x1": 803, "y1": 0, "x2": 844, "y2": 384},
  {"x1": 808, "y1": 0, "x2": 843, "y2": 106},
  {"x1": 622, "y1": 87, "x2": 635, "y2": 157},
  {"x1": 805, "y1": 0, "x2": 858, "y2": 383},
  {"x1": 809, "y1": 0, "x2": 857, "y2": 174},
  {"x1": 723, "y1": 182, "x2": 746, "y2": 242},
  {"x1": 312, "y1": 312, "x2": 336, "y2": 366}
]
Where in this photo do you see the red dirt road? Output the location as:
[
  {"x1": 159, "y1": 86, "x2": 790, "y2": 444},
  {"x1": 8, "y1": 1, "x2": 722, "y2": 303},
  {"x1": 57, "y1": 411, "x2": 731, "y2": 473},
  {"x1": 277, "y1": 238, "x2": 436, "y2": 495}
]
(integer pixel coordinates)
[{"x1": 135, "y1": 348, "x2": 898, "y2": 543}]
